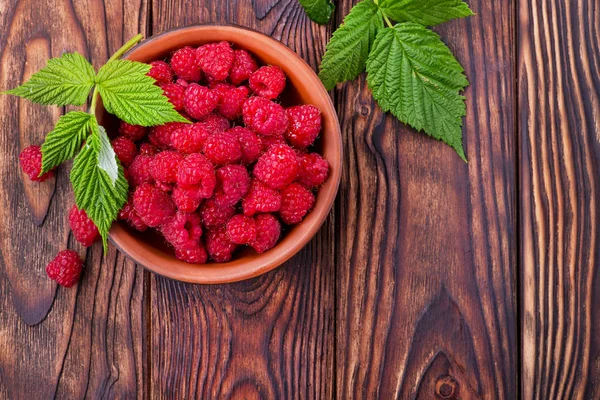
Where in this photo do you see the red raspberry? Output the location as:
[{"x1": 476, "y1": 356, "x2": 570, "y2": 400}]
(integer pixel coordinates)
[
  {"x1": 119, "y1": 121, "x2": 148, "y2": 141},
  {"x1": 249, "y1": 66, "x2": 286, "y2": 99},
  {"x1": 139, "y1": 143, "x2": 158, "y2": 156},
  {"x1": 229, "y1": 49, "x2": 258, "y2": 85},
  {"x1": 172, "y1": 185, "x2": 204, "y2": 212},
  {"x1": 249, "y1": 214, "x2": 281, "y2": 254},
  {"x1": 199, "y1": 198, "x2": 235, "y2": 228},
  {"x1": 160, "y1": 82, "x2": 186, "y2": 111},
  {"x1": 171, "y1": 122, "x2": 211, "y2": 154},
  {"x1": 242, "y1": 179, "x2": 282, "y2": 216},
  {"x1": 111, "y1": 136, "x2": 138, "y2": 167},
  {"x1": 150, "y1": 150, "x2": 184, "y2": 183},
  {"x1": 155, "y1": 181, "x2": 173, "y2": 192},
  {"x1": 128, "y1": 154, "x2": 154, "y2": 187},
  {"x1": 211, "y1": 83, "x2": 250, "y2": 120},
  {"x1": 176, "y1": 78, "x2": 189, "y2": 88},
  {"x1": 196, "y1": 41, "x2": 234, "y2": 81},
  {"x1": 149, "y1": 122, "x2": 185, "y2": 149},
  {"x1": 176, "y1": 153, "x2": 216, "y2": 197},
  {"x1": 175, "y1": 244, "x2": 208, "y2": 264},
  {"x1": 226, "y1": 214, "x2": 257, "y2": 245},
  {"x1": 147, "y1": 60, "x2": 173, "y2": 83},
  {"x1": 205, "y1": 226, "x2": 237, "y2": 262},
  {"x1": 242, "y1": 97, "x2": 288, "y2": 136},
  {"x1": 202, "y1": 131, "x2": 242, "y2": 166},
  {"x1": 46, "y1": 250, "x2": 83, "y2": 287},
  {"x1": 259, "y1": 134, "x2": 286, "y2": 151},
  {"x1": 253, "y1": 144, "x2": 299, "y2": 189},
  {"x1": 19, "y1": 145, "x2": 54, "y2": 182},
  {"x1": 118, "y1": 196, "x2": 148, "y2": 232},
  {"x1": 214, "y1": 165, "x2": 251, "y2": 208},
  {"x1": 230, "y1": 127, "x2": 262, "y2": 164},
  {"x1": 285, "y1": 105, "x2": 322, "y2": 148},
  {"x1": 161, "y1": 211, "x2": 203, "y2": 249},
  {"x1": 170, "y1": 46, "x2": 201, "y2": 82},
  {"x1": 184, "y1": 83, "x2": 219, "y2": 120},
  {"x1": 199, "y1": 113, "x2": 230, "y2": 134},
  {"x1": 297, "y1": 152, "x2": 329, "y2": 187},
  {"x1": 68, "y1": 205, "x2": 99, "y2": 247},
  {"x1": 133, "y1": 182, "x2": 176, "y2": 227},
  {"x1": 279, "y1": 183, "x2": 315, "y2": 224}
]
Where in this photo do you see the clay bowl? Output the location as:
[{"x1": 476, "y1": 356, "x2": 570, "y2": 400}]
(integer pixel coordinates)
[{"x1": 98, "y1": 24, "x2": 342, "y2": 284}]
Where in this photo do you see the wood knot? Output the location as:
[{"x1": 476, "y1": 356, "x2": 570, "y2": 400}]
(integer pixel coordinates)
[
  {"x1": 360, "y1": 105, "x2": 370, "y2": 116},
  {"x1": 435, "y1": 376, "x2": 458, "y2": 399}
]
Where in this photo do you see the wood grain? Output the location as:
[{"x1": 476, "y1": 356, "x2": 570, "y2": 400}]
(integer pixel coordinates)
[{"x1": 519, "y1": 0, "x2": 600, "y2": 398}]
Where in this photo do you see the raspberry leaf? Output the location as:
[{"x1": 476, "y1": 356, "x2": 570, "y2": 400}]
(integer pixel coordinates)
[
  {"x1": 3, "y1": 53, "x2": 95, "y2": 106},
  {"x1": 318, "y1": 0, "x2": 383, "y2": 91},
  {"x1": 378, "y1": 0, "x2": 474, "y2": 26},
  {"x1": 366, "y1": 23, "x2": 469, "y2": 160},
  {"x1": 95, "y1": 60, "x2": 189, "y2": 126},
  {"x1": 298, "y1": 0, "x2": 335, "y2": 25}
]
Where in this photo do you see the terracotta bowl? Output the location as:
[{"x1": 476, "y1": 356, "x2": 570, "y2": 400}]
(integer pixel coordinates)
[{"x1": 98, "y1": 25, "x2": 342, "y2": 284}]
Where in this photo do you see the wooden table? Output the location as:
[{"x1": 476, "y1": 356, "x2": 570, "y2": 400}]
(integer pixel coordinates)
[{"x1": 0, "y1": 0, "x2": 598, "y2": 398}]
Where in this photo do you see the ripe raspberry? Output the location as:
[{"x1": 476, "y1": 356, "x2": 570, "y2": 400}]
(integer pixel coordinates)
[
  {"x1": 184, "y1": 83, "x2": 219, "y2": 120},
  {"x1": 119, "y1": 121, "x2": 148, "y2": 141},
  {"x1": 161, "y1": 211, "x2": 203, "y2": 249},
  {"x1": 199, "y1": 198, "x2": 235, "y2": 228},
  {"x1": 226, "y1": 214, "x2": 257, "y2": 245},
  {"x1": 128, "y1": 154, "x2": 154, "y2": 187},
  {"x1": 196, "y1": 41, "x2": 234, "y2": 81},
  {"x1": 253, "y1": 144, "x2": 299, "y2": 189},
  {"x1": 205, "y1": 226, "x2": 237, "y2": 262},
  {"x1": 172, "y1": 185, "x2": 204, "y2": 212},
  {"x1": 175, "y1": 243, "x2": 208, "y2": 264},
  {"x1": 242, "y1": 97, "x2": 288, "y2": 136},
  {"x1": 160, "y1": 82, "x2": 186, "y2": 111},
  {"x1": 150, "y1": 150, "x2": 184, "y2": 183},
  {"x1": 229, "y1": 49, "x2": 258, "y2": 85},
  {"x1": 285, "y1": 105, "x2": 322, "y2": 148},
  {"x1": 259, "y1": 134, "x2": 286, "y2": 151},
  {"x1": 202, "y1": 131, "x2": 242, "y2": 166},
  {"x1": 279, "y1": 183, "x2": 315, "y2": 225},
  {"x1": 147, "y1": 60, "x2": 173, "y2": 83},
  {"x1": 171, "y1": 122, "x2": 211, "y2": 154},
  {"x1": 249, "y1": 214, "x2": 281, "y2": 254},
  {"x1": 242, "y1": 179, "x2": 282, "y2": 216},
  {"x1": 139, "y1": 143, "x2": 158, "y2": 156},
  {"x1": 68, "y1": 206, "x2": 99, "y2": 247},
  {"x1": 170, "y1": 46, "x2": 201, "y2": 82},
  {"x1": 176, "y1": 153, "x2": 216, "y2": 197},
  {"x1": 230, "y1": 127, "x2": 262, "y2": 164},
  {"x1": 176, "y1": 78, "x2": 189, "y2": 88},
  {"x1": 297, "y1": 152, "x2": 329, "y2": 187},
  {"x1": 214, "y1": 165, "x2": 251, "y2": 208},
  {"x1": 111, "y1": 136, "x2": 138, "y2": 167},
  {"x1": 149, "y1": 122, "x2": 185, "y2": 149},
  {"x1": 155, "y1": 181, "x2": 173, "y2": 192},
  {"x1": 199, "y1": 113, "x2": 230, "y2": 134},
  {"x1": 249, "y1": 65, "x2": 286, "y2": 99},
  {"x1": 46, "y1": 250, "x2": 83, "y2": 287},
  {"x1": 19, "y1": 145, "x2": 54, "y2": 182},
  {"x1": 133, "y1": 182, "x2": 176, "y2": 227},
  {"x1": 118, "y1": 195, "x2": 148, "y2": 232},
  {"x1": 211, "y1": 83, "x2": 250, "y2": 120}
]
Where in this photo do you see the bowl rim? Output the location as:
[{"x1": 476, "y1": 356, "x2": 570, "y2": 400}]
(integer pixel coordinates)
[{"x1": 106, "y1": 23, "x2": 342, "y2": 284}]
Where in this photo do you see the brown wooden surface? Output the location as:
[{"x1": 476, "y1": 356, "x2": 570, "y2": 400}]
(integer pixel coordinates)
[{"x1": 0, "y1": 0, "x2": 597, "y2": 399}]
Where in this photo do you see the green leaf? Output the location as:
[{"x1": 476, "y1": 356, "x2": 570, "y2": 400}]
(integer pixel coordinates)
[
  {"x1": 379, "y1": 0, "x2": 474, "y2": 26},
  {"x1": 40, "y1": 111, "x2": 94, "y2": 173},
  {"x1": 299, "y1": 0, "x2": 335, "y2": 25},
  {"x1": 95, "y1": 60, "x2": 188, "y2": 126},
  {"x1": 2, "y1": 53, "x2": 95, "y2": 106},
  {"x1": 318, "y1": 0, "x2": 383, "y2": 90},
  {"x1": 366, "y1": 23, "x2": 469, "y2": 160},
  {"x1": 70, "y1": 122, "x2": 129, "y2": 250}
]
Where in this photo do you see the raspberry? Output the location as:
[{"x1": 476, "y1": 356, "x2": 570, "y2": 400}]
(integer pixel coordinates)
[
  {"x1": 139, "y1": 143, "x2": 158, "y2": 156},
  {"x1": 133, "y1": 182, "x2": 176, "y2": 227},
  {"x1": 242, "y1": 179, "x2": 282, "y2": 216},
  {"x1": 170, "y1": 46, "x2": 201, "y2": 82},
  {"x1": 128, "y1": 154, "x2": 154, "y2": 187},
  {"x1": 297, "y1": 152, "x2": 329, "y2": 187},
  {"x1": 149, "y1": 122, "x2": 185, "y2": 149},
  {"x1": 202, "y1": 131, "x2": 242, "y2": 166},
  {"x1": 172, "y1": 185, "x2": 204, "y2": 212},
  {"x1": 214, "y1": 165, "x2": 250, "y2": 208},
  {"x1": 176, "y1": 153, "x2": 216, "y2": 197},
  {"x1": 199, "y1": 198, "x2": 235, "y2": 228},
  {"x1": 199, "y1": 113, "x2": 230, "y2": 134},
  {"x1": 175, "y1": 244, "x2": 208, "y2": 264},
  {"x1": 111, "y1": 136, "x2": 138, "y2": 167},
  {"x1": 160, "y1": 82, "x2": 186, "y2": 111},
  {"x1": 176, "y1": 78, "x2": 189, "y2": 88},
  {"x1": 229, "y1": 49, "x2": 258, "y2": 85},
  {"x1": 253, "y1": 144, "x2": 299, "y2": 189},
  {"x1": 150, "y1": 150, "x2": 184, "y2": 183},
  {"x1": 171, "y1": 122, "x2": 211, "y2": 154},
  {"x1": 184, "y1": 83, "x2": 219, "y2": 120},
  {"x1": 19, "y1": 145, "x2": 54, "y2": 182},
  {"x1": 211, "y1": 83, "x2": 250, "y2": 120},
  {"x1": 147, "y1": 60, "x2": 173, "y2": 83},
  {"x1": 226, "y1": 214, "x2": 257, "y2": 245},
  {"x1": 259, "y1": 134, "x2": 286, "y2": 151},
  {"x1": 46, "y1": 250, "x2": 83, "y2": 288},
  {"x1": 205, "y1": 226, "x2": 237, "y2": 262},
  {"x1": 118, "y1": 195, "x2": 148, "y2": 232},
  {"x1": 155, "y1": 181, "x2": 173, "y2": 192},
  {"x1": 279, "y1": 183, "x2": 315, "y2": 225},
  {"x1": 68, "y1": 205, "x2": 99, "y2": 247},
  {"x1": 119, "y1": 121, "x2": 148, "y2": 141},
  {"x1": 196, "y1": 41, "x2": 234, "y2": 81},
  {"x1": 242, "y1": 97, "x2": 288, "y2": 136},
  {"x1": 230, "y1": 127, "x2": 262, "y2": 164},
  {"x1": 285, "y1": 105, "x2": 322, "y2": 148},
  {"x1": 161, "y1": 211, "x2": 203, "y2": 249},
  {"x1": 249, "y1": 214, "x2": 281, "y2": 254},
  {"x1": 249, "y1": 65, "x2": 286, "y2": 99}
]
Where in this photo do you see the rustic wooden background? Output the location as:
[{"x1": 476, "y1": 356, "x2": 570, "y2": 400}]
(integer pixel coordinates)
[{"x1": 0, "y1": 0, "x2": 598, "y2": 398}]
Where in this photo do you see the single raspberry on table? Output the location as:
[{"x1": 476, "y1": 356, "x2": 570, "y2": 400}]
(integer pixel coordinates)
[
  {"x1": 119, "y1": 121, "x2": 148, "y2": 141},
  {"x1": 279, "y1": 183, "x2": 315, "y2": 225},
  {"x1": 242, "y1": 97, "x2": 289, "y2": 136},
  {"x1": 183, "y1": 83, "x2": 219, "y2": 120},
  {"x1": 19, "y1": 145, "x2": 54, "y2": 182},
  {"x1": 249, "y1": 214, "x2": 281, "y2": 254},
  {"x1": 249, "y1": 65, "x2": 286, "y2": 99},
  {"x1": 199, "y1": 113, "x2": 230, "y2": 134},
  {"x1": 149, "y1": 122, "x2": 186, "y2": 149},
  {"x1": 297, "y1": 152, "x2": 329, "y2": 188},
  {"x1": 111, "y1": 136, "x2": 138, "y2": 167},
  {"x1": 170, "y1": 46, "x2": 201, "y2": 82},
  {"x1": 259, "y1": 134, "x2": 286, "y2": 152},
  {"x1": 196, "y1": 41, "x2": 234, "y2": 81},
  {"x1": 172, "y1": 185, "x2": 204, "y2": 213},
  {"x1": 205, "y1": 226, "x2": 237, "y2": 262},
  {"x1": 150, "y1": 150, "x2": 184, "y2": 184},
  {"x1": 175, "y1": 243, "x2": 208, "y2": 264},
  {"x1": 171, "y1": 122, "x2": 211, "y2": 154},
  {"x1": 242, "y1": 179, "x2": 282, "y2": 216},
  {"x1": 139, "y1": 143, "x2": 158, "y2": 156},
  {"x1": 118, "y1": 195, "x2": 148, "y2": 232},
  {"x1": 176, "y1": 153, "x2": 216, "y2": 197},
  {"x1": 214, "y1": 165, "x2": 250, "y2": 208},
  {"x1": 160, "y1": 82, "x2": 186, "y2": 111},
  {"x1": 147, "y1": 60, "x2": 173, "y2": 83},
  {"x1": 128, "y1": 154, "x2": 154, "y2": 187},
  {"x1": 253, "y1": 144, "x2": 299, "y2": 189},
  {"x1": 230, "y1": 127, "x2": 262, "y2": 164},
  {"x1": 229, "y1": 49, "x2": 258, "y2": 85},
  {"x1": 161, "y1": 211, "x2": 203, "y2": 250},
  {"x1": 199, "y1": 197, "x2": 235, "y2": 229},
  {"x1": 203, "y1": 131, "x2": 242, "y2": 166},
  {"x1": 226, "y1": 214, "x2": 257, "y2": 245},
  {"x1": 285, "y1": 105, "x2": 322, "y2": 148},
  {"x1": 68, "y1": 206, "x2": 99, "y2": 247},
  {"x1": 46, "y1": 250, "x2": 83, "y2": 288},
  {"x1": 211, "y1": 83, "x2": 250, "y2": 120},
  {"x1": 133, "y1": 182, "x2": 176, "y2": 227}
]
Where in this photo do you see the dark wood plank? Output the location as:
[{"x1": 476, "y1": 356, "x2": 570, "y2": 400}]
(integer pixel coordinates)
[
  {"x1": 518, "y1": 0, "x2": 600, "y2": 398},
  {"x1": 149, "y1": 1, "x2": 335, "y2": 398},
  {"x1": 0, "y1": 0, "x2": 149, "y2": 398},
  {"x1": 334, "y1": 0, "x2": 517, "y2": 398}
]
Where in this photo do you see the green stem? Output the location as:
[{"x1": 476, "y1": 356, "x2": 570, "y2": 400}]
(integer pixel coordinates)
[{"x1": 382, "y1": 12, "x2": 394, "y2": 28}]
